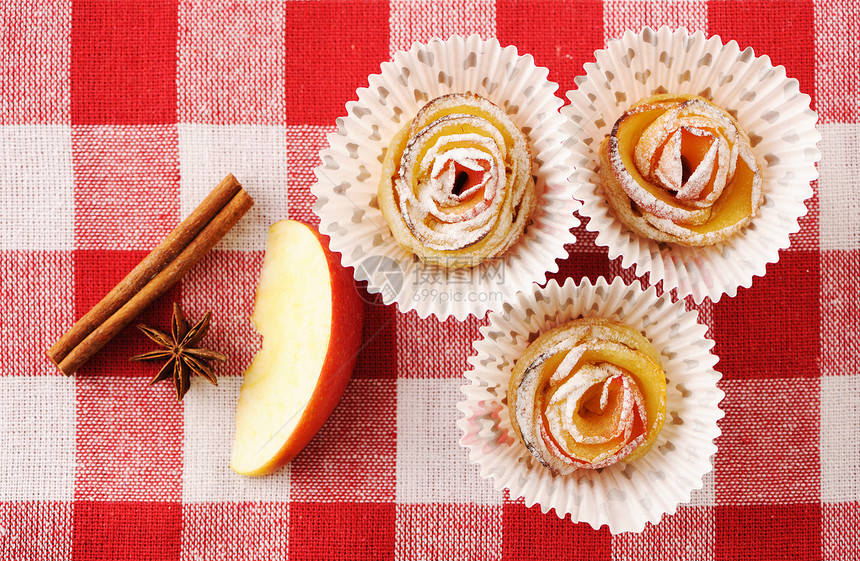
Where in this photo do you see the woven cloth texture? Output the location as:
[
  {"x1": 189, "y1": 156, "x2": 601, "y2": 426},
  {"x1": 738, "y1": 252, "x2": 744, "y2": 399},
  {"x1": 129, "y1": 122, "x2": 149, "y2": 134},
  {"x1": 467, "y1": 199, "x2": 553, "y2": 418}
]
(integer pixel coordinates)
[{"x1": 1, "y1": 0, "x2": 858, "y2": 560}]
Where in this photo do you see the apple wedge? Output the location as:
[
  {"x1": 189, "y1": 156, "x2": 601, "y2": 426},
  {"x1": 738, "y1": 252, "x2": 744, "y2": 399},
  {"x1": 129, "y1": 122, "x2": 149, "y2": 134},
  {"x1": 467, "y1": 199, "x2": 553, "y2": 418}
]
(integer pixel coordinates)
[{"x1": 230, "y1": 220, "x2": 364, "y2": 476}]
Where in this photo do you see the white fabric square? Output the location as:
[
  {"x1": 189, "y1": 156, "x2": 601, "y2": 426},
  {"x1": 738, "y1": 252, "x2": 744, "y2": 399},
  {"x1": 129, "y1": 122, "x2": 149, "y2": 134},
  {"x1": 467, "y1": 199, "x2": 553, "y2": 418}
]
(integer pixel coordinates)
[
  {"x1": 603, "y1": 0, "x2": 707, "y2": 40},
  {"x1": 686, "y1": 467, "x2": 716, "y2": 508},
  {"x1": 0, "y1": 125, "x2": 73, "y2": 250},
  {"x1": 178, "y1": 0, "x2": 285, "y2": 125},
  {"x1": 396, "y1": 377, "x2": 501, "y2": 505},
  {"x1": 820, "y1": 374, "x2": 860, "y2": 503},
  {"x1": 0, "y1": 376, "x2": 75, "y2": 501},
  {"x1": 819, "y1": 123, "x2": 860, "y2": 250},
  {"x1": 182, "y1": 376, "x2": 291, "y2": 502},
  {"x1": 389, "y1": 0, "x2": 496, "y2": 56},
  {"x1": 178, "y1": 124, "x2": 288, "y2": 252}
]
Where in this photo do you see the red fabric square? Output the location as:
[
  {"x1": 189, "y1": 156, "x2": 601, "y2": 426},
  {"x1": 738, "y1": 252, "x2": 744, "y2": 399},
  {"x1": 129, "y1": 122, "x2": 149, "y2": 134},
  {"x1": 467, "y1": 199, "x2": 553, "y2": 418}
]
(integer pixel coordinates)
[
  {"x1": 396, "y1": 503, "x2": 503, "y2": 559},
  {"x1": 571, "y1": 220, "x2": 601, "y2": 252},
  {"x1": 0, "y1": 250, "x2": 73, "y2": 376},
  {"x1": 0, "y1": 501, "x2": 73, "y2": 560},
  {"x1": 72, "y1": 501, "x2": 181, "y2": 561},
  {"x1": 396, "y1": 311, "x2": 485, "y2": 378},
  {"x1": 72, "y1": 125, "x2": 180, "y2": 251},
  {"x1": 821, "y1": 250, "x2": 860, "y2": 377},
  {"x1": 502, "y1": 501, "x2": 611, "y2": 561},
  {"x1": 286, "y1": 126, "x2": 334, "y2": 225},
  {"x1": 354, "y1": 301, "x2": 399, "y2": 380},
  {"x1": 822, "y1": 502, "x2": 860, "y2": 560},
  {"x1": 0, "y1": 1, "x2": 69, "y2": 124},
  {"x1": 182, "y1": 502, "x2": 289, "y2": 560},
  {"x1": 285, "y1": 1, "x2": 390, "y2": 126},
  {"x1": 612, "y1": 506, "x2": 714, "y2": 560},
  {"x1": 71, "y1": 0, "x2": 178, "y2": 124},
  {"x1": 73, "y1": 250, "x2": 179, "y2": 378},
  {"x1": 548, "y1": 246, "x2": 617, "y2": 286},
  {"x1": 290, "y1": 502, "x2": 395, "y2": 561},
  {"x1": 714, "y1": 503, "x2": 821, "y2": 561},
  {"x1": 74, "y1": 376, "x2": 183, "y2": 501},
  {"x1": 708, "y1": 0, "x2": 816, "y2": 110},
  {"x1": 181, "y1": 250, "x2": 264, "y2": 378},
  {"x1": 684, "y1": 295, "x2": 716, "y2": 343},
  {"x1": 716, "y1": 378, "x2": 820, "y2": 504},
  {"x1": 713, "y1": 250, "x2": 819, "y2": 380},
  {"x1": 290, "y1": 379, "x2": 396, "y2": 501},
  {"x1": 496, "y1": 0, "x2": 604, "y2": 94}
]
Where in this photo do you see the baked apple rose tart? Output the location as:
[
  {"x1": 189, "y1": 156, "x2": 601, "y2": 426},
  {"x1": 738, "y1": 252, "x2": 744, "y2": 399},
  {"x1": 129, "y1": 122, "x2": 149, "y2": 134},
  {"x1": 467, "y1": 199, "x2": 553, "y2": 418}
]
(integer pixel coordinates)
[
  {"x1": 599, "y1": 93, "x2": 763, "y2": 247},
  {"x1": 378, "y1": 93, "x2": 536, "y2": 268},
  {"x1": 508, "y1": 317, "x2": 667, "y2": 474}
]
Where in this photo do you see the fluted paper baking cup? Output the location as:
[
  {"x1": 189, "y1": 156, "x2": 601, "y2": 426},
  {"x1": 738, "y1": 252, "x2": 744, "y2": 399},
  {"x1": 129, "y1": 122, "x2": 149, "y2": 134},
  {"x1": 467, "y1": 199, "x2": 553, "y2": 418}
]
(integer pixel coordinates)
[
  {"x1": 564, "y1": 27, "x2": 820, "y2": 303},
  {"x1": 311, "y1": 35, "x2": 579, "y2": 321},
  {"x1": 457, "y1": 276, "x2": 723, "y2": 533}
]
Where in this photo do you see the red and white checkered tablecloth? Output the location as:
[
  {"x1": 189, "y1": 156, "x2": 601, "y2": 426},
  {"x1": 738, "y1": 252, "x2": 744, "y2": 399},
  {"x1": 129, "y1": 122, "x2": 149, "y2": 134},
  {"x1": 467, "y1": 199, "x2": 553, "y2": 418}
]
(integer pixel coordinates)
[{"x1": 1, "y1": 1, "x2": 858, "y2": 559}]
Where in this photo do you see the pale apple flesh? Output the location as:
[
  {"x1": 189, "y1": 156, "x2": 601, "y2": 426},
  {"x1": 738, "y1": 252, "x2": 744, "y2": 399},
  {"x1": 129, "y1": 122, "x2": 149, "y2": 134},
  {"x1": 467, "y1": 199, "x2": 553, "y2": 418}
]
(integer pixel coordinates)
[{"x1": 230, "y1": 220, "x2": 363, "y2": 476}]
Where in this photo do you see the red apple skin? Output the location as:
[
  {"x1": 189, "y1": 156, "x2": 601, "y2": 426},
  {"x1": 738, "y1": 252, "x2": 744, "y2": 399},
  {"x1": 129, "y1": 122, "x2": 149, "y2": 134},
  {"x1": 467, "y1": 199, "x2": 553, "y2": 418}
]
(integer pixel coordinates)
[{"x1": 237, "y1": 221, "x2": 364, "y2": 476}]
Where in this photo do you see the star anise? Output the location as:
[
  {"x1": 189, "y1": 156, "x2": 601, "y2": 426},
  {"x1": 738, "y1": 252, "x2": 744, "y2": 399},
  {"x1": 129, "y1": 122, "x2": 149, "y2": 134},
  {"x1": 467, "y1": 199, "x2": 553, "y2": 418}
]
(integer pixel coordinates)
[{"x1": 131, "y1": 302, "x2": 227, "y2": 401}]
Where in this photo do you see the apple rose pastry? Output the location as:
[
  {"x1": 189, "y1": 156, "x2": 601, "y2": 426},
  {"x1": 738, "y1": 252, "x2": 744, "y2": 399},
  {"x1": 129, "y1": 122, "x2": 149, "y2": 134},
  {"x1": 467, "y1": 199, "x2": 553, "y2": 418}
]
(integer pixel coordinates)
[
  {"x1": 599, "y1": 93, "x2": 763, "y2": 247},
  {"x1": 378, "y1": 93, "x2": 537, "y2": 268},
  {"x1": 508, "y1": 317, "x2": 667, "y2": 474}
]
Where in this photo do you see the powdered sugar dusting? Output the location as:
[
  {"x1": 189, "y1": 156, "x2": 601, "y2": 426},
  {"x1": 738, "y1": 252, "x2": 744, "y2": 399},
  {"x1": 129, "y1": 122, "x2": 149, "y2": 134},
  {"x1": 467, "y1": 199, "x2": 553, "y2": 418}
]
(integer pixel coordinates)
[
  {"x1": 510, "y1": 318, "x2": 666, "y2": 475},
  {"x1": 381, "y1": 93, "x2": 536, "y2": 263},
  {"x1": 458, "y1": 277, "x2": 725, "y2": 533},
  {"x1": 312, "y1": 35, "x2": 580, "y2": 320},
  {"x1": 601, "y1": 94, "x2": 763, "y2": 246},
  {"x1": 565, "y1": 27, "x2": 819, "y2": 303}
]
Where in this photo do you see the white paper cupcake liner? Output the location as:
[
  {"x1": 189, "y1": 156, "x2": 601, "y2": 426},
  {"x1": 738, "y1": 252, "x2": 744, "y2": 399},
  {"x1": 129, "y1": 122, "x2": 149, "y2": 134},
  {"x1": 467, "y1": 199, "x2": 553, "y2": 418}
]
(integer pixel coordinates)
[
  {"x1": 311, "y1": 35, "x2": 580, "y2": 321},
  {"x1": 563, "y1": 26, "x2": 821, "y2": 303},
  {"x1": 457, "y1": 276, "x2": 724, "y2": 533}
]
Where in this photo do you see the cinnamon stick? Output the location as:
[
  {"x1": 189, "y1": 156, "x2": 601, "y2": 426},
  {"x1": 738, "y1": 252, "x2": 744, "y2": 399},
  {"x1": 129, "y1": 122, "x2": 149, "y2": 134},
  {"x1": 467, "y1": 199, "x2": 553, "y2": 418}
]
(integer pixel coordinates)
[{"x1": 47, "y1": 174, "x2": 253, "y2": 376}]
